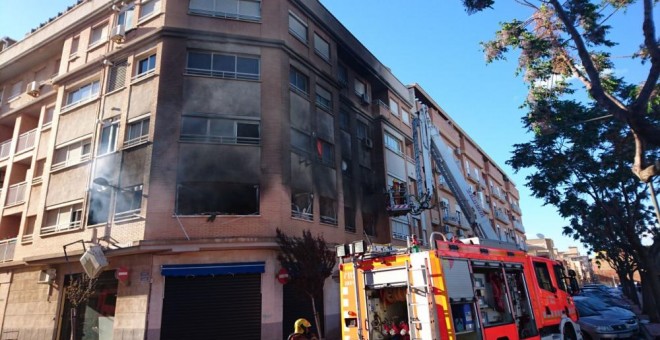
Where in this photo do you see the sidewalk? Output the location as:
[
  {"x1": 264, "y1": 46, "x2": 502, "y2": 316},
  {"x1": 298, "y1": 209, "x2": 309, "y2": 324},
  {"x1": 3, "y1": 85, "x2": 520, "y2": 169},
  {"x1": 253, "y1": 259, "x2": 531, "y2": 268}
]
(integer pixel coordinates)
[{"x1": 624, "y1": 297, "x2": 660, "y2": 339}]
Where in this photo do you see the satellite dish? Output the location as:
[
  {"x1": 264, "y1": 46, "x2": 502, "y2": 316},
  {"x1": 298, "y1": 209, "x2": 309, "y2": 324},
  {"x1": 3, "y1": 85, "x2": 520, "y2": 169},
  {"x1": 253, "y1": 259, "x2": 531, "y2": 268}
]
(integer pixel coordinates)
[{"x1": 536, "y1": 233, "x2": 545, "y2": 239}]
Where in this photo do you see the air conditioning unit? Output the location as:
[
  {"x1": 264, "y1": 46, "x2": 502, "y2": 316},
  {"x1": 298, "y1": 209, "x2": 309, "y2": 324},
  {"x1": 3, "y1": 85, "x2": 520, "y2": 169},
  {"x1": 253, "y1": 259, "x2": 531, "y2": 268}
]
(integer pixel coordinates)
[
  {"x1": 37, "y1": 268, "x2": 57, "y2": 284},
  {"x1": 26, "y1": 81, "x2": 41, "y2": 97},
  {"x1": 363, "y1": 138, "x2": 373, "y2": 149},
  {"x1": 79, "y1": 245, "x2": 109, "y2": 279},
  {"x1": 359, "y1": 93, "x2": 370, "y2": 105},
  {"x1": 110, "y1": 24, "x2": 125, "y2": 43}
]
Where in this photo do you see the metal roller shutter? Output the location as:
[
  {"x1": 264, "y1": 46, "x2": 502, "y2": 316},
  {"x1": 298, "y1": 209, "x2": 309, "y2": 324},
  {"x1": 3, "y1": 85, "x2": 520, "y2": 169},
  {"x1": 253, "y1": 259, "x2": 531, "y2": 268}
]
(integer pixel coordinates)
[{"x1": 160, "y1": 274, "x2": 262, "y2": 340}]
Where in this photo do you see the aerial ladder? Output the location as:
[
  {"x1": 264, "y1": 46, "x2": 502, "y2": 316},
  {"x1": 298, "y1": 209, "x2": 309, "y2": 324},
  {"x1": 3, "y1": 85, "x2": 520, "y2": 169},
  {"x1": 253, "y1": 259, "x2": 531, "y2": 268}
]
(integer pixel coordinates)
[{"x1": 387, "y1": 104, "x2": 522, "y2": 250}]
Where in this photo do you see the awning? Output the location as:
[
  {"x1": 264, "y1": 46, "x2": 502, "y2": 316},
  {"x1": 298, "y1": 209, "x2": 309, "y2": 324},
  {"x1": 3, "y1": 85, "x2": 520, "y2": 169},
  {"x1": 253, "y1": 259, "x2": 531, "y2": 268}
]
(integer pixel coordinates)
[{"x1": 161, "y1": 262, "x2": 265, "y2": 277}]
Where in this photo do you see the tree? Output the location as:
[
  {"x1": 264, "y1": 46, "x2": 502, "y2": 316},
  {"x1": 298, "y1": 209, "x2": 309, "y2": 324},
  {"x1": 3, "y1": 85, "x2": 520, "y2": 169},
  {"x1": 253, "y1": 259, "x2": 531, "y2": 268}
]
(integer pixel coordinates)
[
  {"x1": 461, "y1": 0, "x2": 659, "y2": 183},
  {"x1": 276, "y1": 229, "x2": 336, "y2": 339},
  {"x1": 507, "y1": 99, "x2": 660, "y2": 321},
  {"x1": 64, "y1": 274, "x2": 98, "y2": 340}
]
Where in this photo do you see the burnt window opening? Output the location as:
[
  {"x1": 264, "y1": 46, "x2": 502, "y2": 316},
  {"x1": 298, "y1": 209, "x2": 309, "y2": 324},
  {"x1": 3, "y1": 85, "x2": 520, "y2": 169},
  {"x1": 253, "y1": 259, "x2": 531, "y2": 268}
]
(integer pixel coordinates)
[
  {"x1": 319, "y1": 196, "x2": 337, "y2": 225},
  {"x1": 181, "y1": 115, "x2": 261, "y2": 145},
  {"x1": 363, "y1": 212, "x2": 376, "y2": 236},
  {"x1": 114, "y1": 185, "x2": 143, "y2": 220},
  {"x1": 291, "y1": 128, "x2": 311, "y2": 157},
  {"x1": 88, "y1": 190, "x2": 111, "y2": 226},
  {"x1": 344, "y1": 206, "x2": 355, "y2": 232},
  {"x1": 176, "y1": 182, "x2": 259, "y2": 215},
  {"x1": 316, "y1": 139, "x2": 334, "y2": 166},
  {"x1": 291, "y1": 189, "x2": 313, "y2": 221}
]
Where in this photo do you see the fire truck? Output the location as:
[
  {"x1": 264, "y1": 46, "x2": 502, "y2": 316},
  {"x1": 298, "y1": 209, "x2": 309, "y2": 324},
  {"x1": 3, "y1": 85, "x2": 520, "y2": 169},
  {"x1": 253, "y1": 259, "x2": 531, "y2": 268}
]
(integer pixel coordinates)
[{"x1": 335, "y1": 106, "x2": 581, "y2": 339}]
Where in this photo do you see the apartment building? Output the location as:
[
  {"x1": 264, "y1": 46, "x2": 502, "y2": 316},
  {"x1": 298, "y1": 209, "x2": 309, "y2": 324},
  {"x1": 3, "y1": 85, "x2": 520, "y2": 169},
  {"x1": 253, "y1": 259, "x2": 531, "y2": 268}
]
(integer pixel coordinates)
[{"x1": 0, "y1": 0, "x2": 526, "y2": 339}]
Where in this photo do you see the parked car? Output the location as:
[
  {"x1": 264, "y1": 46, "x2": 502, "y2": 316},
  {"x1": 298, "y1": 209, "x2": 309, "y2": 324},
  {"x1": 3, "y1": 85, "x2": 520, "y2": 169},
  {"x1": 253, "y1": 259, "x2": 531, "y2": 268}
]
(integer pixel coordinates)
[
  {"x1": 574, "y1": 296, "x2": 639, "y2": 335},
  {"x1": 579, "y1": 289, "x2": 632, "y2": 310},
  {"x1": 575, "y1": 302, "x2": 636, "y2": 339}
]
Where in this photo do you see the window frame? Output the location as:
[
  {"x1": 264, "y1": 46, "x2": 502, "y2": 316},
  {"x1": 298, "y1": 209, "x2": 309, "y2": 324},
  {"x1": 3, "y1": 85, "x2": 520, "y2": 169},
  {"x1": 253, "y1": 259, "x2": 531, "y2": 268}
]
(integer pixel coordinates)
[
  {"x1": 124, "y1": 117, "x2": 150, "y2": 147},
  {"x1": 89, "y1": 23, "x2": 108, "y2": 48},
  {"x1": 135, "y1": 53, "x2": 156, "y2": 79},
  {"x1": 384, "y1": 132, "x2": 402, "y2": 154},
  {"x1": 116, "y1": 2, "x2": 136, "y2": 30},
  {"x1": 188, "y1": 0, "x2": 261, "y2": 22},
  {"x1": 41, "y1": 202, "x2": 84, "y2": 235},
  {"x1": 288, "y1": 12, "x2": 308, "y2": 43},
  {"x1": 313, "y1": 33, "x2": 330, "y2": 61},
  {"x1": 186, "y1": 51, "x2": 260, "y2": 80},
  {"x1": 97, "y1": 120, "x2": 120, "y2": 156},
  {"x1": 180, "y1": 115, "x2": 260, "y2": 145},
  {"x1": 138, "y1": 0, "x2": 160, "y2": 21},
  {"x1": 315, "y1": 85, "x2": 332, "y2": 111},
  {"x1": 64, "y1": 80, "x2": 100, "y2": 109},
  {"x1": 534, "y1": 261, "x2": 555, "y2": 292},
  {"x1": 51, "y1": 139, "x2": 92, "y2": 171},
  {"x1": 289, "y1": 67, "x2": 309, "y2": 95}
]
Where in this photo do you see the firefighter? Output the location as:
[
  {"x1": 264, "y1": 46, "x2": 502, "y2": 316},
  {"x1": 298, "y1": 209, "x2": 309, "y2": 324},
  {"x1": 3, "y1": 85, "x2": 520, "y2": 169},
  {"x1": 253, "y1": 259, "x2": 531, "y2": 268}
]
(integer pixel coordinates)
[{"x1": 287, "y1": 318, "x2": 318, "y2": 340}]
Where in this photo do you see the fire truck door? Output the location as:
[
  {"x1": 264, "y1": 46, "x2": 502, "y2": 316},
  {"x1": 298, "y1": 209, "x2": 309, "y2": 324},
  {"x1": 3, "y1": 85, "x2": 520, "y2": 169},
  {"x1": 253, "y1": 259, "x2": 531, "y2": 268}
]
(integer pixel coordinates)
[{"x1": 531, "y1": 261, "x2": 562, "y2": 323}]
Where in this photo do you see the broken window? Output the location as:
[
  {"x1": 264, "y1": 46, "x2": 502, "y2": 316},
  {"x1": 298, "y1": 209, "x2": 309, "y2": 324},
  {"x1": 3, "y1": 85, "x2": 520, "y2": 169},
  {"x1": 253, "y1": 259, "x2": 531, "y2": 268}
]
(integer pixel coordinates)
[
  {"x1": 316, "y1": 139, "x2": 334, "y2": 166},
  {"x1": 114, "y1": 184, "x2": 143, "y2": 220},
  {"x1": 344, "y1": 206, "x2": 355, "y2": 232},
  {"x1": 176, "y1": 181, "x2": 259, "y2": 215},
  {"x1": 319, "y1": 196, "x2": 337, "y2": 225},
  {"x1": 181, "y1": 115, "x2": 260, "y2": 145},
  {"x1": 363, "y1": 211, "x2": 376, "y2": 236},
  {"x1": 291, "y1": 189, "x2": 313, "y2": 221}
]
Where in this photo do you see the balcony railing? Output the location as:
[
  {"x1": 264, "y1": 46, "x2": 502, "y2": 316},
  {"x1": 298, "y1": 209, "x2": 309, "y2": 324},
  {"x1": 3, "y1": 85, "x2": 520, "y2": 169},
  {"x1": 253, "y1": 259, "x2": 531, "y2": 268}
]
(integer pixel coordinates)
[
  {"x1": 443, "y1": 212, "x2": 460, "y2": 225},
  {"x1": 15, "y1": 129, "x2": 36, "y2": 154},
  {"x1": 0, "y1": 139, "x2": 11, "y2": 159},
  {"x1": 41, "y1": 220, "x2": 82, "y2": 235},
  {"x1": 0, "y1": 238, "x2": 16, "y2": 262},
  {"x1": 5, "y1": 182, "x2": 26, "y2": 206},
  {"x1": 114, "y1": 208, "x2": 142, "y2": 222},
  {"x1": 494, "y1": 209, "x2": 510, "y2": 223},
  {"x1": 511, "y1": 203, "x2": 521, "y2": 214}
]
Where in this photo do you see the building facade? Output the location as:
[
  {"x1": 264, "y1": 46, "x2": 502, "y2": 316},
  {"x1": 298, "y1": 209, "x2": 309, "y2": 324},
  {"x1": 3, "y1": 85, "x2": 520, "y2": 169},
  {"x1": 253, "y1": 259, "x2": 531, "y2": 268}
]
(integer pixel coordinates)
[{"x1": 0, "y1": 0, "x2": 526, "y2": 338}]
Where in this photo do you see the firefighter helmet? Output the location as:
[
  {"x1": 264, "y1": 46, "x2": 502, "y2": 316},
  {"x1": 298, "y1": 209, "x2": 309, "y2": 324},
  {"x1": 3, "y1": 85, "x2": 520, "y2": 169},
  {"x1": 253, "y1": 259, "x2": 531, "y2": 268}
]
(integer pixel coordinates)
[{"x1": 294, "y1": 318, "x2": 312, "y2": 333}]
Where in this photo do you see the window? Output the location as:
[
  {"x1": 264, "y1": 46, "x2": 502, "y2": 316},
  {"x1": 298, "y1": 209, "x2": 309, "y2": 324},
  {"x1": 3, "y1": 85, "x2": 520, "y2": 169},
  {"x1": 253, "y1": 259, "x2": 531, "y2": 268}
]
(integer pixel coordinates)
[
  {"x1": 291, "y1": 129, "x2": 311, "y2": 155},
  {"x1": 107, "y1": 60, "x2": 128, "y2": 92},
  {"x1": 288, "y1": 13, "x2": 307, "y2": 42},
  {"x1": 553, "y1": 264, "x2": 568, "y2": 291},
  {"x1": 42, "y1": 203, "x2": 83, "y2": 234},
  {"x1": 534, "y1": 262, "x2": 554, "y2": 292},
  {"x1": 402, "y1": 109, "x2": 410, "y2": 125},
  {"x1": 356, "y1": 121, "x2": 369, "y2": 140},
  {"x1": 354, "y1": 79, "x2": 366, "y2": 96},
  {"x1": 9, "y1": 81, "x2": 22, "y2": 101},
  {"x1": 64, "y1": 81, "x2": 100, "y2": 108},
  {"x1": 384, "y1": 133, "x2": 402, "y2": 154},
  {"x1": 124, "y1": 118, "x2": 150, "y2": 147},
  {"x1": 98, "y1": 121, "x2": 119, "y2": 155},
  {"x1": 181, "y1": 115, "x2": 260, "y2": 144},
  {"x1": 289, "y1": 67, "x2": 308, "y2": 94},
  {"x1": 337, "y1": 64, "x2": 348, "y2": 87},
  {"x1": 315, "y1": 85, "x2": 332, "y2": 111},
  {"x1": 314, "y1": 33, "x2": 330, "y2": 61},
  {"x1": 316, "y1": 139, "x2": 334, "y2": 166},
  {"x1": 117, "y1": 2, "x2": 135, "y2": 30},
  {"x1": 344, "y1": 206, "x2": 355, "y2": 232},
  {"x1": 389, "y1": 98, "x2": 399, "y2": 116},
  {"x1": 392, "y1": 219, "x2": 409, "y2": 240},
  {"x1": 136, "y1": 54, "x2": 156, "y2": 78},
  {"x1": 189, "y1": 0, "x2": 261, "y2": 21},
  {"x1": 89, "y1": 23, "x2": 108, "y2": 47},
  {"x1": 186, "y1": 51, "x2": 260, "y2": 80},
  {"x1": 320, "y1": 196, "x2": 337, "y2": 225},
  {"x1": 42, "y1": 106, "x2": 55, "y2": 125},
  {"x1": 177, "y1": 181, "x2": 259, "y2": 215},
  {"x1": 52, "y1": 140, "x2": 92, "y2": 171},
  {"x1": 70, "y1": 36, "x2": 79, "y2": 57},
  {"x1": 115, "y1": 184, "x2": 143, "y2": 220},
  {"x1": 291, "y1": 189, "x2": 313, "y2": 220},
  {"x1": 139, "y1": 0, "x2": 159, "y2": 20}
]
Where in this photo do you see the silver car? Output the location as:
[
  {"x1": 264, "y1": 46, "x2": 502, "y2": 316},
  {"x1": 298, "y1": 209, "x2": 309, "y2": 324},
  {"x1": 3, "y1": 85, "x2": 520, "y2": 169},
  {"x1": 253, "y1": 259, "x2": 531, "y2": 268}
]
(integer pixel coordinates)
[
  {"x1": 573, "y1": 296, "x2": 639, "y2": 334},
  {"x1": 575, "y1": 302, "x2": 636, "y2": 339}
]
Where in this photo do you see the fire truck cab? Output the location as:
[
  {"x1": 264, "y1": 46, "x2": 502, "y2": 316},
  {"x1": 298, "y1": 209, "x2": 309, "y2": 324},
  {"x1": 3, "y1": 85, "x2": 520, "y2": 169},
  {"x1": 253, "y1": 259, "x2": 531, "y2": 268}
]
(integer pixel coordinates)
[{"x1": 337, "y1": 237, "x2": 581, "y2": 340}]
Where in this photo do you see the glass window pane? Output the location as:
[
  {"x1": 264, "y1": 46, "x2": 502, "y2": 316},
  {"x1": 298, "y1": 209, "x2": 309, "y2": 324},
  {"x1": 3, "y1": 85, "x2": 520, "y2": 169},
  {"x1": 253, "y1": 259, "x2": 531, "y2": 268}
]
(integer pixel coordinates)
[
  {"x1": 208, "y1": 119, "x2": 233, "y2": 137},
  {"x1": 187, "y1": 52, "x2": 212, "y2": 70},
  {"x1": 213, "y1": 54, "x2": 235, "y2": 72},
  {"x1": 216, "y1": 0, "x2": 238, "y2": 14},
  {"x1": 288, "y1": 14, "x2": 306, "y2": 41},
  {"x1": 291, "y1": 129, "x2": 310, "y2": 153},
  {"x1": 237, "y1": 57, "x2": 259, "y2": 75},
  {"x1": 190, "y1": 0, "x2": 213, "y2": 12},
  {"x1": 139, "y1": 0, "x2": 157, "y2": 18},
  {"x1": 181, "y1": 117, "x2": 208, "y2": 135},
  {"x1": 239, "y1": 0, "x2": 260, "y2": 18}
]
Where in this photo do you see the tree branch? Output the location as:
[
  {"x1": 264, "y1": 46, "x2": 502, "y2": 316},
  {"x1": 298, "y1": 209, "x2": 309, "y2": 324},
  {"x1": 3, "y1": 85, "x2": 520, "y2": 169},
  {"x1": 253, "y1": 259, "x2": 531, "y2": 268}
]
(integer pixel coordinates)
[{"x1": 632, "y1": 0, "x2": 660, "y2": 113}]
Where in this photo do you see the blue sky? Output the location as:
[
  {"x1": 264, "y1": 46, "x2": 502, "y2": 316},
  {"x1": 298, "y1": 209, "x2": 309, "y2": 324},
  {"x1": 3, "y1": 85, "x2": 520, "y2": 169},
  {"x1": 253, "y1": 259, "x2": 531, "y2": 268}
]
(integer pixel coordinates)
[{"x1": 1, "y1": 0, "x2": 651, "y2": 254}]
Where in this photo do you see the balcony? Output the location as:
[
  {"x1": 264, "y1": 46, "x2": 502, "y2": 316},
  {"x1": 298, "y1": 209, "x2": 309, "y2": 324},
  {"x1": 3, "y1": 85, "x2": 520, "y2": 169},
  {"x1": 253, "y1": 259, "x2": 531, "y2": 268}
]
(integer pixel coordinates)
[
  {"x1": 5, "y1": 182, "x2": 26, "y2": 206},
  {"x1": 514, "y1": 220, "x2": 525, "y2": 233},
  {"x1": 443, "y1": 212, "x2": 460, "y2": 226},
  {"x1": 493, "y1": 190, "x2": 506, "y2": 202},
  {"x1": 0, "y1": 139, "x2": 11, "y2": 159},
  {"x1": 466, "y1": 172, "x2": 478, "y2": 183},
  {"x1": 373, "y1": 99, "x2": 392, "y2": 120},
  {"x1": 15, "y1": 129, "x2": 36, "y2": 154},
  {"x1": 0, "y1": 238, "x2": 16, "y2": 262},
  {"x1": 511, "y1": 203, "x2": 521, "y2": 214},
  {"x1": 494, "y1": 209, "x2": 510, "y2": 223},
  {"x1": 41, "y1": 220, "x2": 82, "y2": 235}
]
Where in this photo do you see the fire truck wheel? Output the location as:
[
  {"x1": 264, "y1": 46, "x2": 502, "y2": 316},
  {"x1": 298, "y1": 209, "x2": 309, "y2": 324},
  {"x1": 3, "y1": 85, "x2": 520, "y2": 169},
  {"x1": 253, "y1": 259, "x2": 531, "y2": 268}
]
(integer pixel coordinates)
[{"x1": 563, "y1": 324, "x2": 578, "y2": 340}]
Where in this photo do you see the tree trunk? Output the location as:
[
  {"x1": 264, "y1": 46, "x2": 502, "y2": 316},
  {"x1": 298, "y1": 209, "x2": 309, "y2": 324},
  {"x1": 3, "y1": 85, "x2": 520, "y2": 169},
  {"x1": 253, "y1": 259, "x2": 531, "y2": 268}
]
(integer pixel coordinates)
[
  {"x1": 640, "y1": 270, "x2": 660, "y2": 322},
  {"x1": 626, "y1": 273, "x2": 641, "y2": 306},
  {"x1": 310, "y1": 294, "x2": 323, "y2": 340}
]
